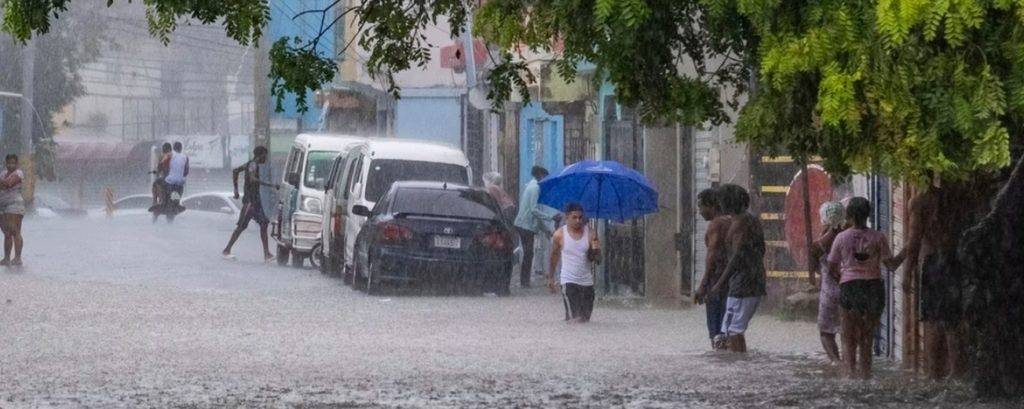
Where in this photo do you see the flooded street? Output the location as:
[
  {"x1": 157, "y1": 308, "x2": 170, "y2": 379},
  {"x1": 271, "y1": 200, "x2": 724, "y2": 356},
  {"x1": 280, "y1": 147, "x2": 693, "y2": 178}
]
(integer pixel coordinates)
[{"x1": 0, "y1": 216, "x2": 1001, "y2": 408}]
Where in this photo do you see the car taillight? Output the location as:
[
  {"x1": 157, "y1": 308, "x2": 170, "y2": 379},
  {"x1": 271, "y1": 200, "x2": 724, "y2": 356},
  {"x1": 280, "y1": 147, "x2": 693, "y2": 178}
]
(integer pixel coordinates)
[
  {"x1": 481, "y1": 230, "x2": 511, "y2": 251},
  {"x1": 379, "y1": 222, "x2": 413, "y2": 243}
]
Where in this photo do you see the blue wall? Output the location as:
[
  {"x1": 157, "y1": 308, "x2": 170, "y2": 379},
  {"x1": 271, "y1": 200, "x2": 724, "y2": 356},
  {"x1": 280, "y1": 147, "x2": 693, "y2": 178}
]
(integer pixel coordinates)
[
  {"x1": 268, "y1": 0, "x2": 335, "y2": 130},
  {"x1": 518, "y1": 102, "x2": 564, "y2": 194},
  {"x1": 395, "y1": 96, "x2": 462, "y2": 148}
]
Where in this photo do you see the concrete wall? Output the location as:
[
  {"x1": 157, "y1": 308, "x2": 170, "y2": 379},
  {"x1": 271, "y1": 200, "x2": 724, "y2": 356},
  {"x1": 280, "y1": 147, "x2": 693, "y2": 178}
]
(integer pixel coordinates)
[{"x1": 643, "y1": 125, "x2": 681, "y2": 302}]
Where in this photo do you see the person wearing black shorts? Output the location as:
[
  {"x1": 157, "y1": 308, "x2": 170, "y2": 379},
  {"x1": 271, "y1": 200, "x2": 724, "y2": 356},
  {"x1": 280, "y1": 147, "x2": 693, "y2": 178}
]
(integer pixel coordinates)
[
  {"x1": 827, "y1": 197, "x2": 903, "y2": 379},
  {"x1": 222, "y1": 146, "x2": 279, "y2": 262}
]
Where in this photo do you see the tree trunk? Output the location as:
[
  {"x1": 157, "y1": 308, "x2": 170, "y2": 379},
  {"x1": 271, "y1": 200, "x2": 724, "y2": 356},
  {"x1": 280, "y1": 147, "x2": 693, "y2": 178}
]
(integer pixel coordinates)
[{"x1": 959, "y1": 154, "x2": 1024, "y2": 397}]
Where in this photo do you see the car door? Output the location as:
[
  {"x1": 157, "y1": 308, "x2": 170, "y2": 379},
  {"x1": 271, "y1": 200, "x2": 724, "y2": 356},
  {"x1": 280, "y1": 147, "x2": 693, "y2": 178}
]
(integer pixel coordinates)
[
  {"x1": 322, "y1": 155, "x2": 347, "y2": 258},
  {"x1": 280, "y1": 146, "x2": 304, "y2": 241},
  {"x1": 342, "y1": 152, "x2": 366, "y2": 270}
]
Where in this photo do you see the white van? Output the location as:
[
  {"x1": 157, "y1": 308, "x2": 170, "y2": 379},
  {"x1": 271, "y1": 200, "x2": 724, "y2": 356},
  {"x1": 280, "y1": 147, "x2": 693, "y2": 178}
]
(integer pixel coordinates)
[
  {"x1": 333, "y1": 139, "x2": 472, "y2": 275},
  {"x1": 274, "y1": 133, "x2": 365, "y2": 267}
]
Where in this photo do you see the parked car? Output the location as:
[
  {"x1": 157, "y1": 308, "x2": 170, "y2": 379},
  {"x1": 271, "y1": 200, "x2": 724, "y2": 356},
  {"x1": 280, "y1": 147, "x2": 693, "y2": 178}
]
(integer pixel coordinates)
[
  {"x1": 87, "y1": 193, "x2": 154, "y2": 218},
  {"x1": 181, "y1": 192, "x2": 240, "y2": 216},
  {"x1": 325, "y1": 139, "x2": 472, "y2": 281},
  {"x1": 274, "y1": 133, "x2": 365, "y2": 269},
  {"x1": 33, "y1": 193, "x2": 88, "y2": 219},
  {"x1": 350, "y1": 181, "x2": 516, "y2": 295}
]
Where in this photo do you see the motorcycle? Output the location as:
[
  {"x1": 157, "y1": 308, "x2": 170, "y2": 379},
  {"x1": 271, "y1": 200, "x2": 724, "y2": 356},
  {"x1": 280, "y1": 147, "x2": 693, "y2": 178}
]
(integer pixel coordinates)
[{"x1": 148, "y1": 171, "x2": 186, "y2": 223}]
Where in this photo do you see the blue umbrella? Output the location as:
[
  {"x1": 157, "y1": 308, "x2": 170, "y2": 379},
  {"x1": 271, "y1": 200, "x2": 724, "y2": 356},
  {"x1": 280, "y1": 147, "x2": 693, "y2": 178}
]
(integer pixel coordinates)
[{"x1": 538, "y1": 160, "x2": 658, "y2": 222}]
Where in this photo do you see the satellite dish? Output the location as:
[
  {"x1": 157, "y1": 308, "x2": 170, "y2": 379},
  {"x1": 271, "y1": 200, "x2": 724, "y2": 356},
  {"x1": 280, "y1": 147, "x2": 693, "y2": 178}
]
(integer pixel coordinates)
[{"x1": 469, "y1": 87, "x2": 490, "y2": 110}]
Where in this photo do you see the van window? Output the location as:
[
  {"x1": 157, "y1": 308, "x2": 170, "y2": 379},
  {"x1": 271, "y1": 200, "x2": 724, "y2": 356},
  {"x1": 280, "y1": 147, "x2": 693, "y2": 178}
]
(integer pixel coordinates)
[
  {"x1": 348, "y1": 154, "x2": 365, "y2": 199},
  {"x1": 364, "y1": 159, "x2": 468, "y2": 203},
  {"x1": 339, "y1": 155, "x2": 359, "y2": 201},
  {"x1": 284, "y1": 148, "x2": 301, "y2": 179},
  {"x1": 304, "y1": 151, "x2": 337, "y2": 190},
  {"x1": 392, "y1": 188, "x2": 500, "y2": 220},
  {"x1": 286, "y1": 148, "x2": 305, "y2": 179}
]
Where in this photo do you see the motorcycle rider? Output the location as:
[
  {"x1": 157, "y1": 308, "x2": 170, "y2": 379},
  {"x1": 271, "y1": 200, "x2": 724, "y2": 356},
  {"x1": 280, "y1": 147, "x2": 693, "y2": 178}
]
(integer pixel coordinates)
[
  {"x1": 164, "y1": 141, "x2": 190, "y2": 201},
  {"x1": 150, "y1": 143, "x2": 173, "y2": 208}
]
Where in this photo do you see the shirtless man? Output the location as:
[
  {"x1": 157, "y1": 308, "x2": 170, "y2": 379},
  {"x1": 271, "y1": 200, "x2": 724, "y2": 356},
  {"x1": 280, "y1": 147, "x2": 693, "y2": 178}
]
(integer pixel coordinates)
[
  {"x1": 710, "y1": 184, "x2": 767, "y2": 353},
  {"x1": 693, "y1": 188, "x2": 732, "y2": 348},
  {"x1": 904, "y1": 178, "x2": 989, "y2": 380}
]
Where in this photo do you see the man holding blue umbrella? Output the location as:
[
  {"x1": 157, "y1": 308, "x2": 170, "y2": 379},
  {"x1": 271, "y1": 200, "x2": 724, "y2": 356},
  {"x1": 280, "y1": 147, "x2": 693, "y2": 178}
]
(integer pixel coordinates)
[
  {"x1": 548, "y1": 202, "x2": 601, "y2": 323},
  {"x1": 538, "y1": 160, "x2": 659, "y2": 320}
]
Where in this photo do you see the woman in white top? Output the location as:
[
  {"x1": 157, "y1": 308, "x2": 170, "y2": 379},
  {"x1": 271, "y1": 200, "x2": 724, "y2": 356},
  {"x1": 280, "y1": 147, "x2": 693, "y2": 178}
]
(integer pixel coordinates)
[{"x1": 0, "y1": 154, "x2": 25, "y2": 266}]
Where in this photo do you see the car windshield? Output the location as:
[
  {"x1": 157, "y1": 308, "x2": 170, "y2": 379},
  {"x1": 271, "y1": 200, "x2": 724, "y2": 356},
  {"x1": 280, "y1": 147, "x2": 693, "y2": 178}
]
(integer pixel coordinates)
[
  {"x1": 392, "y1": 188, "x2": 499, "y2": 220},
  {"x1": 365, "y1": 159, "x2": 468, "y2": 203},
  {"x1": 304, "y1": 151, "x2": 338, "y2": 190}
]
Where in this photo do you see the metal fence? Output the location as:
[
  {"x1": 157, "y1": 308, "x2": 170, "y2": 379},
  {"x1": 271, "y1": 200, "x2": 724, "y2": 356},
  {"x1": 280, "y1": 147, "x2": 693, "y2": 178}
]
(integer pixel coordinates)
[{"x1": 603, "y1": 118, "x2": 645, "y2": 295}]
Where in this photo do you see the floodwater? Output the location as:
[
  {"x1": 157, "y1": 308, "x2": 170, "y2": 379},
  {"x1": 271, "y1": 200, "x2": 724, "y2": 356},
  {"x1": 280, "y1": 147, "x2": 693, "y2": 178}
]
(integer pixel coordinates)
[{"x1": 0, "y1": 215, "x2": 1013, "y2": 407}]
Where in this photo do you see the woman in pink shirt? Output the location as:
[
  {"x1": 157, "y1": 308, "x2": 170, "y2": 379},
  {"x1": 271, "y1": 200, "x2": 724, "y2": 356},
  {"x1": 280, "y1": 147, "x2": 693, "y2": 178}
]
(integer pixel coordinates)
[{"x1": 827, "y1": 197, "x2": 902, "y2": 379}]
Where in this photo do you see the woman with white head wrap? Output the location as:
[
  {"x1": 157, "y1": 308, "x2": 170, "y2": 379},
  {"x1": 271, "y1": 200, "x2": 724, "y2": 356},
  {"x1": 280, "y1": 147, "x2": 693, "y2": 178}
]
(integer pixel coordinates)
[
  {"x1": 483, "y1": 172, "x2": 515, "y2": 218},
  {"x1": 813, "y1": 201, "x2": 847, "y2": 363}
]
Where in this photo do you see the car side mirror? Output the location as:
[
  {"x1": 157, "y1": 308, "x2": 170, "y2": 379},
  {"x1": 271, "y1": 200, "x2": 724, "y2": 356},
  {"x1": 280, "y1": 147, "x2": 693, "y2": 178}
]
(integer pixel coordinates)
[
  {"x1": 286, "y1": 173, "x2": 300, "y2": 187},
  {"x1": 351, "y1": 205, "x2": 372, "y2": 217},
  {"x1": 220, "y1": 206, "x2": 233, "y2": 214}
]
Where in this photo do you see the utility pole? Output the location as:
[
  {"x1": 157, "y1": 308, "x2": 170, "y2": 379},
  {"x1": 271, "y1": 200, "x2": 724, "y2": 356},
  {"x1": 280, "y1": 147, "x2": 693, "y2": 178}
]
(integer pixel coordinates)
[
  {"x1": 253, "y1": 30, "x2": 271, "y2": 152},
  {"x1": 20, "y1": 38, "x2": 36, "y2": 205},
  {"x1": 20, "y1": 38, "x2": 35, "y2": 155}
]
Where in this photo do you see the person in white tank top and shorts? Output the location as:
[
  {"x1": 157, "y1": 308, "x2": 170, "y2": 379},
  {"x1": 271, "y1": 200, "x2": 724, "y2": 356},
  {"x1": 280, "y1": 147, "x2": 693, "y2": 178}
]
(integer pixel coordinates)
[{"x1": 547, "y1": 202, "x2": 600, "y2": 323}]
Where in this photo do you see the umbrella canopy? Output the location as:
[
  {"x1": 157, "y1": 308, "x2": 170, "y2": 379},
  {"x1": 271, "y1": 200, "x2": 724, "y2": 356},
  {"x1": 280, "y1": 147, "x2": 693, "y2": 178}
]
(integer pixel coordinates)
[{"x1": 538, "y1": 160, "x2": 658, "y2": 222}]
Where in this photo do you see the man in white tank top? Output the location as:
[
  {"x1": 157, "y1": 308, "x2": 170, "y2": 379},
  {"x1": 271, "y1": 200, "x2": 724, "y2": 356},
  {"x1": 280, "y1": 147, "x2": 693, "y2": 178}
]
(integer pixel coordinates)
[{"x1": 547, "y1": 202, "x2": 600, "y2": 323}]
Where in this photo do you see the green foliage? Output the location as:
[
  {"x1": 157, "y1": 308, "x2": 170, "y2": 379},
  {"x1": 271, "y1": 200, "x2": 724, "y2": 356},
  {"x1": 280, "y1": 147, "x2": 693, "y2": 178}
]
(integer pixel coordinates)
[
  {"x1": 1, "y1": 2, "x2": 108, "y2": 180},
  {"x1": 3, "y1": 0, "x2": 1018, "y2": 184},
  {"x1": 475, "y1": 0, "x2": 754, "y2": 125},
  {"x1": 734, "y1": 0, "x2": 1018, "y2": 184},
  {"x1": 269, "y1": 37, "x2": 336, "y2": 114}
]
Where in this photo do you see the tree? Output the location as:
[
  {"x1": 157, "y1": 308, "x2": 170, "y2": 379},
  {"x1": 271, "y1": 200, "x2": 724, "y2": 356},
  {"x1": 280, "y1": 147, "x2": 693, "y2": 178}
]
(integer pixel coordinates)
[
  {"x1": 731, "y1": 0, "x2": 1018, "y2": 184},
  {"x1": 3, "y1": 0, "x2": 757, "y2": 123},
  {"x1": 1, "y1": 2, "x2": 108, "y2": 181}
]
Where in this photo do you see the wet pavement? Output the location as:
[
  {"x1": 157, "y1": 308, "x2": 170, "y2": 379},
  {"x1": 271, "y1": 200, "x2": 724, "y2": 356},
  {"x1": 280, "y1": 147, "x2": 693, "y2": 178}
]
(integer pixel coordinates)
[{"x1": 0, "y1": 215, "x2": 1013, "y2": 407}]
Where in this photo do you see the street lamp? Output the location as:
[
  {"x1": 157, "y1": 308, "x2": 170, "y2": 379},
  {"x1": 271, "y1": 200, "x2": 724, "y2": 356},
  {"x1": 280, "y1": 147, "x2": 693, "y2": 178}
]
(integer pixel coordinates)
[{"x1": 0, "y1": 90, "x2": 48, "y2": 151}]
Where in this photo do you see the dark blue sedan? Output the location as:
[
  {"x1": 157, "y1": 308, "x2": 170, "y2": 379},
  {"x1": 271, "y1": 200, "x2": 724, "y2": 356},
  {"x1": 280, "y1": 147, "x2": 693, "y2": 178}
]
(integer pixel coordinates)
[{"x1": 350, "y1": 181, "x2": 518, "y2": 295}]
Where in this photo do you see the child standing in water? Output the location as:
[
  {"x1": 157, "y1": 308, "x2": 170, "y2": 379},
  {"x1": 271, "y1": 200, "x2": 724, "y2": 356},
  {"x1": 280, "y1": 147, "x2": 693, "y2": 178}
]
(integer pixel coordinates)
[{"x1": 827, "y1": 197, "x2": 902, "y2": 378}]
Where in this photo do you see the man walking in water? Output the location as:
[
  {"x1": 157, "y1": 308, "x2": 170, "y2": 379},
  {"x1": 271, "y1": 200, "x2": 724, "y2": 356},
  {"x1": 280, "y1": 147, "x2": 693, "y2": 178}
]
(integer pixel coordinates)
[
  {"x1": 710, "y1": 184, "x2": 767, "y2": 352},
  {"x1": 547, "y1": 202, "x2": 600, "y2": 323},
  {"x1": 223, "y1": 146, "x2": 279, "y2": 262},
  {"x1": 693, "y1": 188, "x2": 732, "y2": 349}
]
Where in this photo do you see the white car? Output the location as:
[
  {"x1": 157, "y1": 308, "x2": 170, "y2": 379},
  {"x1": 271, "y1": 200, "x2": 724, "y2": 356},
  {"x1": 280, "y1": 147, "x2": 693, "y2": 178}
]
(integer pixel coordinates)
[
  {"x1": 88, "y1": 193, "x2": 154, "y2": 218},
  {"x1": 180, "y1": 192, "x2": 241, "y2": 217},
  {"x1": 91, "y1": 192, "x2": 240, "y2": 220}
]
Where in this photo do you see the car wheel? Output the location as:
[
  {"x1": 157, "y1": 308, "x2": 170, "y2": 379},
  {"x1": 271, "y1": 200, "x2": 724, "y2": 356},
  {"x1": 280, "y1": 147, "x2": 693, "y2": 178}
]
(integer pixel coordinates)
[
  {"x1": 312, "y1": 244, "x2": 325, "y2": 272},
  {"x1": 342, "y1": 264, "x2": 354, "y2": 285},
  {"x1": 276, "y1": 245, "x2": 289, "y2": 266},
  {"x1": 365, "y1": 256, "x2": 378, "y2": 295}
]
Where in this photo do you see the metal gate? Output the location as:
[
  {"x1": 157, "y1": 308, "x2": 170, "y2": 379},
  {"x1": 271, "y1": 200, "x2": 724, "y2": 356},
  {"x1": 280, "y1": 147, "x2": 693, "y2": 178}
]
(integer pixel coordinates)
[
  {"x1": 871, "y1": 174, "x2": 895, "y2": 358},
  {"x1": 604, "y1": 117, "x2": 645, "y2": 294}
]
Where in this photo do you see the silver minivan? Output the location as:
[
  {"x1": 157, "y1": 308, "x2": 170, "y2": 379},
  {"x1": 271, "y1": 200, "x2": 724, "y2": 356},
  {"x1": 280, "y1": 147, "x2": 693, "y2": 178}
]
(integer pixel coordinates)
[{"x1": 273, "y1": 133, "x2": 364, "y2": 268}]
